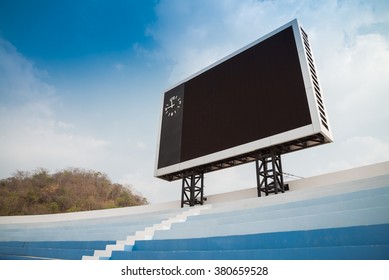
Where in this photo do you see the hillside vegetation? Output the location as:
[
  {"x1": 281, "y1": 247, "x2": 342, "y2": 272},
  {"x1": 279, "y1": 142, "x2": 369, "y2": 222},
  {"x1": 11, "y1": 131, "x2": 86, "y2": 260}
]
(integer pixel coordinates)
[{"x1": 0, "y1": 168, "x2": 148, "y2": 216}]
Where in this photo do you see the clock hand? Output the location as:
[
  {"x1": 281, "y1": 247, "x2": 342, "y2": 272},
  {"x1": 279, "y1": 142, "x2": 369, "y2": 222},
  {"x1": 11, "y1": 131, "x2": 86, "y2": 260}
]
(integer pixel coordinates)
[{"x1": 165, "y1": 104, "x2": 174, "y2": 110}]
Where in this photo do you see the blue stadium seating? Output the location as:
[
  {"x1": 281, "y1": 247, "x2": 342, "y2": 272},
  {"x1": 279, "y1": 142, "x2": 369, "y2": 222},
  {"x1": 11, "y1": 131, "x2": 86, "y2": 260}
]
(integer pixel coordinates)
[
  {"x1": 0, "y1": 164, "x2": 388, "y2": 260},
  {"x1": 112, "y1": 224, "x2": 389, "y2": 260},
  {"x1": 0, "y1": 208, "x2": 182, "y2": 242},
  {"x1": 0, "y1": 240, "x2": 115, "y2": 260}
]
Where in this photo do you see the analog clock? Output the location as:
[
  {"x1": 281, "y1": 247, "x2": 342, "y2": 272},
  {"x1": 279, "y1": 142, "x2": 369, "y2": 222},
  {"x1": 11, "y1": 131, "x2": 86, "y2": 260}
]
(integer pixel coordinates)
[{"x1": 164, "y1": 95, "x2": 182, "y2": 117}]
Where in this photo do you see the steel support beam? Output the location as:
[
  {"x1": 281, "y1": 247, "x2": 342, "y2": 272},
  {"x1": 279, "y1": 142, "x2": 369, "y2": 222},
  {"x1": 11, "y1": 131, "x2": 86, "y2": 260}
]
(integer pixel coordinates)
[
  {"x1": 181, "y1": 172, "x2": 204, "y2": 207},
  {"x1": 256, "y1": 152, "x2": 285, "y2": 197}
]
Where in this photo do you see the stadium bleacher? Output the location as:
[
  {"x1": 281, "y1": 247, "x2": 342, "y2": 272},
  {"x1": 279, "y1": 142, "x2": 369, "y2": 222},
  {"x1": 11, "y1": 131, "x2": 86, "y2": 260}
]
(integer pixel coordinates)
[{"x1": 1, "y1": 161, "x2": 388, "y2": 260}]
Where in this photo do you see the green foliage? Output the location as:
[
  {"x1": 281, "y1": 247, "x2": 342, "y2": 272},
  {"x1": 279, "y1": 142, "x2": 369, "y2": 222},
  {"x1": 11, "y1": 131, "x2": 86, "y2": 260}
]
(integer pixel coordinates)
[{"x1": 0, "y1": 168, "x2": 148, "y2": 216}]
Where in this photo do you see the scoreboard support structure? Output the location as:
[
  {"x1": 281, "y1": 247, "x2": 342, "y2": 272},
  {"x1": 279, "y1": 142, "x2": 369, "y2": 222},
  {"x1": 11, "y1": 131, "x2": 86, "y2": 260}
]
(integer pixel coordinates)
[
  {"x1": 255, "y1": 152, "x2": 288, "y2": 197},
  {"x1": 177, "y1": 134, "x2": 326, "y2": 207},
  {"x1": 181, "y1": 171, "x2": 204, "y2": 207},
  {"x1": 180, "y1": 150, "x2": 291, "y2": 207}
]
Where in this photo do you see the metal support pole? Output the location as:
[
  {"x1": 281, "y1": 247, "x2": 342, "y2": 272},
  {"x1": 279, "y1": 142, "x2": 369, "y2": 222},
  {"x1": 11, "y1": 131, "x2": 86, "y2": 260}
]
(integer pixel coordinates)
[
  {"x1": 181, "y1": 171, "x2": 204, "y2": 207},
  {"x1": 255, "y1": 152, "x2": 285, "y2": 197},
  {"x1": 255, "y1": 159, "x2": 261, "y2": 197}
]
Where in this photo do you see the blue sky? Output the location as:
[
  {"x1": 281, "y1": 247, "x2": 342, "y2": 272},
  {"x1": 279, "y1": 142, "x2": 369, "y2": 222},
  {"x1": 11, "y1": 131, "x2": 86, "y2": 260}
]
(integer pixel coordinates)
[{"x1": 1, "y1": 0, "x2": 389, "y2": 203}]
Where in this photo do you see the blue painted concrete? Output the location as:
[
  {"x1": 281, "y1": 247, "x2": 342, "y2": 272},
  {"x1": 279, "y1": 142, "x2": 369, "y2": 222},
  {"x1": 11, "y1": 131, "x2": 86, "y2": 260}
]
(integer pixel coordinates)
[
  {"x1": 0, "y1": 245, "x2": 94, "y2": 260},
  {"x1": 0, "y1": 240, "x2": 116, "y2": 260},
  {"x1": 187, "y1": 186, "x2": 389, "y2": 223},
  {"x1": 0, "y1": 254, "x2": 48, "y2": 260},
  {"x1": 133, "y1": 224, "x2": 389, "y2": 251},
  {"x1": 152, "y1": 186, "x2": 389, "y2": 240},
  {"x1": 107, "y1": 224, "x2": 389, "y2": 260},
  {"x1": 0, "y1": 208, "x2": 182, "y2": 242},
  {"x1": 153, "y1": 205, "x2": 389, "y2": 240},
  {"x1": 110, "y1": 245, "x2": 389, "y2": 260},
  {"x1": 0, "y1": 240, "x2": 115, "y2": 250},
  {"x1": 178, "y1": 194, "x2": 389, "y2": 229},
  {"x1": 0, "y1": 223, "x2": 154, "y2": 241}
]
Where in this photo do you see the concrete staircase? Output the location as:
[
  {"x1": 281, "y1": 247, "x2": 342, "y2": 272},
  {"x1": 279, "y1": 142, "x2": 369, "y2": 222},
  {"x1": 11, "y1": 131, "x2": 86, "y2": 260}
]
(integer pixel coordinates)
[{"x1": 83, "y1": 206, "x2": 208, "y2": 260}]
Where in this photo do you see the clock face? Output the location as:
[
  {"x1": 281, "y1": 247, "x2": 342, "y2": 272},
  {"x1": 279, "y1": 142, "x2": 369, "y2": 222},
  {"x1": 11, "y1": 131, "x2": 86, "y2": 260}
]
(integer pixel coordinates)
[{"x1": 164, "y1": 95, "x2": 182, "y2": 117}]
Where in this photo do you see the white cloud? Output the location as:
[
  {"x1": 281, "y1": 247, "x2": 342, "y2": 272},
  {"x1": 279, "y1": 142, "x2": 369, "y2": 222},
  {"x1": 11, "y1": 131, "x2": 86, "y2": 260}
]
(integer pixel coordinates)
[
  {"x1": 0, "y1": 100, "x2": 110, "y2": 176},
  {"x1": 114, "y1": 63, "x2": 125, "y2": 71},
  {"x1": 0, "y1": 38, "x2": 56, "y2": 103},
  {"x1": 336, "y1": 136, "x2": 389, "y2": 169},
  {"x1": 320, "y1": 33, "x2": 389, "y2": 137},
  {"x1": 57, "y1": 121, "x2": 75, "y2": 129},
  {"x1": 0, "y1": 38, "x2": 110, "y2": 177},
  {"x1": 136, "y1": 141, "x2": 147, "y2": 149},
  {"x1": 119, "y1": 170, "x2": 181, "y2": 204},
  {"x1": 282, "y1": 135, "x2": 389, "y2": 179}
]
